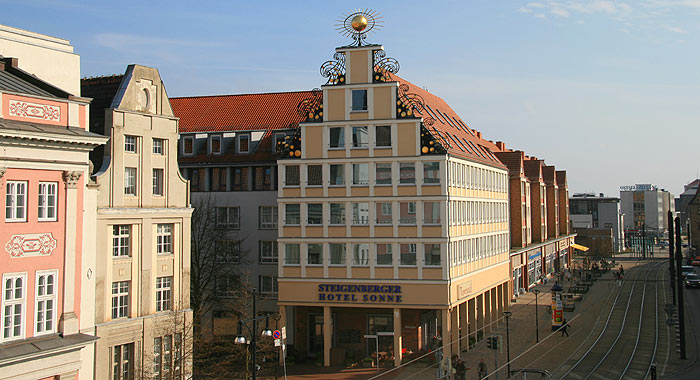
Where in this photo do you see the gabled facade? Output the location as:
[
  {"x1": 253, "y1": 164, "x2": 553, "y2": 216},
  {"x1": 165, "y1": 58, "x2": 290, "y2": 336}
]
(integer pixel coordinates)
[
  {"x1": 82, "y1": 65, "x2": 193, "y2": 380},
  {"x1": 524, "y1": 159, "x2": 547, "y2": 243},
  {"x1": 0, "y1": 25, "x2": 107, "y2": 380}
]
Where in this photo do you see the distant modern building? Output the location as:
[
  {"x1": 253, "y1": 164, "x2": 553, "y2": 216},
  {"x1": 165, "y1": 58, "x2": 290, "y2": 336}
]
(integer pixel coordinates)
[
  {"x1": 620, "y1": 184, "x2": 674, "y2": 238},
  {"x1": 677, "y1": 179, "x2": 700, "y2": 234},
  {"x1": 687, "y1": 186, "x2": 700, "y2": 256},
  {"x1": 569, "y1": 193, "x2": 624, "y2": 252}
]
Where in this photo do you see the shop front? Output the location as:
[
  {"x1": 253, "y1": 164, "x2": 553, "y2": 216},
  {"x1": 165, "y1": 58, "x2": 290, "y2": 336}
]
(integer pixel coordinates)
[
  {"x1": 511, "y1": 253, "x2": 524, "y2": 297},
  {"x1": 527, "y1": 251, "x2": 542, "y2": 287}
]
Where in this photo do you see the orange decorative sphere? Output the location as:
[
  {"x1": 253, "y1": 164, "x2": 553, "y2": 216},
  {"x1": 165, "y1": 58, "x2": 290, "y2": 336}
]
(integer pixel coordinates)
[
  {"x1": 295, "y1": 150, "x2": 301, "y2": 157},
  {"x1": 351, "y1": 15, "x2": 368, "y2": 31},
  {"x1": 422, "y1": 146, "x2": 429, "y2": 154}
]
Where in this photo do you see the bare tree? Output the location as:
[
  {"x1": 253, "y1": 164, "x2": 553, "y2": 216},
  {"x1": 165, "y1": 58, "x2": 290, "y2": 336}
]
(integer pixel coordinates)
[{"x1": 138, "y1": 306, "x2": 195, "y2": 380}]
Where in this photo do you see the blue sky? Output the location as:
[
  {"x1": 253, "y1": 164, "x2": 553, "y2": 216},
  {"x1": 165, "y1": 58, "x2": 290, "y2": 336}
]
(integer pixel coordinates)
[{"x1": 4, "y1": 0, "x2": 699, "y2": 197}]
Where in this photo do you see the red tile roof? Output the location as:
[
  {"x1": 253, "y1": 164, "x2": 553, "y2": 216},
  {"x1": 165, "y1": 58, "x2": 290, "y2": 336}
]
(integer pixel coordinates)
[
  {"x1": 391, "y1": 75, "x2": 505, "y2": 168},
  {"x1": 170, "y1": 90, "x2": 314, "y2": 133}
]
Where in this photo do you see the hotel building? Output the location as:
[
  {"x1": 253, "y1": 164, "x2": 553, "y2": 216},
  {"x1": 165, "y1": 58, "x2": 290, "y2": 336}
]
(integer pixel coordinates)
[
  {"x1": 0, "y1": 25, "x2": 107, "y2": 379},
  {"x1": 276, "y1": 42, "x2": 512, "y2": 366},
  {"x1": 82, "y1": 65, "x2": 193, "y2": 379}
]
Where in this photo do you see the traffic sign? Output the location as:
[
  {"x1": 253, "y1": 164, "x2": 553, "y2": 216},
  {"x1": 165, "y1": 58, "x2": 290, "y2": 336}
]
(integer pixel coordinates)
[
  {"x1": 272, "y1": 330, "x2": 282, "y2": 339},
  {"x1": 282, "y1": 327, "x2": 287, "y2": 339},
  {"x1": 274, "y1": 338, "x2": 281, "y2": 347}
]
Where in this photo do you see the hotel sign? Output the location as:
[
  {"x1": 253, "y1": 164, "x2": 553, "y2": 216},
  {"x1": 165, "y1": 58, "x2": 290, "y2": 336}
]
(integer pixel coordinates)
[
  {"x1": 317, "y1": 283, "x2": 403, "y2": 303},
  {"x1": 620, "y1": 184, "x2": 657, "y2": 191}
]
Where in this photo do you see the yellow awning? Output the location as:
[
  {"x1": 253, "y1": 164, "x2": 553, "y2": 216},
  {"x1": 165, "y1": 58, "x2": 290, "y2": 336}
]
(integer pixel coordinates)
[{"x1": 571, "y1": 243, "x2": 589, "y2": 252}]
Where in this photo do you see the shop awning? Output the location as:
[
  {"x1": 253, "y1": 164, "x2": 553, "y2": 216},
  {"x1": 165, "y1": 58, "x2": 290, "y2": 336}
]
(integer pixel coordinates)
[{"x1": 571, "y1": 243, "x2": 589, "y2": 252}]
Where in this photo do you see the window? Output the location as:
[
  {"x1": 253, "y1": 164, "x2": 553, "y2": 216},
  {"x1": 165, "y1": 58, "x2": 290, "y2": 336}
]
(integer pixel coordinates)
[
  {"x1": 307, "y1": 165, "x2": 322, "y2": 186},
  {"x1": 182, "y1": 136, "x2": 194, "y2": 155},
  {"x1": 259, "y1": 241, "x2": 278, "y2": 263},
  {"x1": 5, "y1": 181, "x2": 27, "y2": 221},
  {"x1": 154, "y1": 335, "x2": 176, "y2": 380},
  {"x1": 285, "y1": 244, "x2": 300, "y2": 265},
  {"x1": 400, "y1": 244, "x2": 417, "y2": 265},
  {"x1": 307, "y1": 244, "x2": 322, "y2": 265},
  {"x1": 424, "y1": 162, "x2": 440, "y2": 184},
  {"x1": 375, "y1": 163, "x2": 392, "y2": 185},
  {"x1": 2, "y1": 274, "x2": 25, "y2": 341},
  {"x1": 238, "y1": 134, "x2": 250, "y2": 153},
  {"x1": 35, "y1": 271, "x2": 56, "y2": 335},
  {"x1": 376, "y1": 126, "x2": 391, "y2": 147},
  {"x1": 216, "y1": 207, "x2": 240, "y2": 229},
  {"x1": 232, "y1": 167, "x2": 248, "y2": 191},
  {"x1": 152, "y1": 169, "x2": 164, "y2": 196},
  {"x1": 352, "y1": 202, "x2": 369, "y2": 225},
  {"x1": 112, "y1": 225, "x2": 131, "y2": 257},
  {"x1": 307, "y1": 203, "x2": 323, "y2": 225},
  {"x1": 376, "y1": 244, "x2": 393, "y2": 265},
  {"x1": 124, "y1": 168, "x2": 137, "y2": 195},
  {"x1": 259, "y1": 206, "x2": 278, "y2": 229},
  {"x1": 210, "y1": 167, "x2": 226, "y2": 191},
  {"x1": 113, "y1": 343, "x2": 134, "y2": 380},
  {"x1": 125, "y1": 135, "x2": 137, "y2": 153},
  {"x1": 156, "y1": 277, "x2": 172, "y2": 312},
  {"x1": 216, "y1": 240, "x2": 240, "y2": 263},
  {"x1": 330, "y1": 203, "x2": 345, "y2": 224},
  {"x1": 259, "y1": 275, "x2": 278, "y2": 297},
  {"x1": 424, "y1": 202, "x2": 440, "y2": 224},
  {"x1": 210, "y1": 135, "x2": 222, "y2": 154},
  {"x1": 153, "y1": 138, "x2": 164, "y2": 155},
  {"x1": 111, "y1": 281, "x2": 129, "y2": 319},
  {"x1": 352, "y1": 89, "x2": 367, "y2": 111},
  {"x1": 253, "y1": 167, "x2": 272, "y2": 190},
  {"x1": 190, "y1": 169, "x2": 201, "y2": 192},
  {"x1": 329, "y1": 127, "x2": 344, "y2": 148},
  {"x1": 400, "y1": 202, "x2": 417, "y2": 224},
  {"x1": 285, "y1": 204, "x2": 300, "y2": 225},
  {"x1": 424, "y1": 244, "x2": 441, "y2": 266},
  {"x1": 285, "y1": 165, "x2": 300, "y2": 186},
  {"x1": 352, "y1": 126, "x2": 368, "y2": 147},
  {"x1": 376, "y1": 202, "x2": 392, "y2": 224},
  {"x1": 330, "y1": 164, "x2": 345, "y2": 185},
  {"x1": 37, "y1": 182, "x2": 57, "y2": 221},
  {"x1": 216, "y1": 275, "x2": 239, "y2": 298},
  {"x1": 399, "y1": 163, "x2": 415, "y2": 184},
  {"x1": 352, "y1": 163, "x2": 369, "y2": 185},
  {"x1": 352, "y1": 243, "x2": 369, "y2": 266},
  {"x1": 329, "y1": 243, "x2": 346, "y2": 265}
]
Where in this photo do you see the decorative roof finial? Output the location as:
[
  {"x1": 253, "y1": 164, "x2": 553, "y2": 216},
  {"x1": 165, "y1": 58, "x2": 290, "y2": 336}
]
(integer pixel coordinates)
[{"x1": 336, "y1": 9, "x2": 383, "y2": 46}]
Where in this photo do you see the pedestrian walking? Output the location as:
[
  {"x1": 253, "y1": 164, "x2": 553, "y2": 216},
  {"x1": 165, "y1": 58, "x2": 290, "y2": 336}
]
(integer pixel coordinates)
[
  {"x1": 477, "y1": 358, "x2": 488, "y2": 379},
  {"x1": 454, "y1": 358, "x2": 467, "y2": 380},
  {"x1": 619, "y1": 265, "x2": 624, "y2": 276},
  {"x1": 561, "y1": 318, "x2": 570, "y2": 337}
]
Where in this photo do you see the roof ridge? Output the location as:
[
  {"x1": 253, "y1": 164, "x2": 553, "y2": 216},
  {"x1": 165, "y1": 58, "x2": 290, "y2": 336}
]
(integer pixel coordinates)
[{"x1": 171, "y1": 89, "x2": 314, "y2": 100}]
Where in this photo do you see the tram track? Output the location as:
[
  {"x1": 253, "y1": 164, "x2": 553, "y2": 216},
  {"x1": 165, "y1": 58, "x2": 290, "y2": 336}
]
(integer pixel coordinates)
[{"x1": 557, "y1": 260, "x2": 665, "y2": 379}]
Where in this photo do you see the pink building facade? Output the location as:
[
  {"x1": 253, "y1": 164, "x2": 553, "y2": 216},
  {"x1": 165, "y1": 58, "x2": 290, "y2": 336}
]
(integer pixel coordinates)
[{"x1": 0, "y1": 33, "x2": 107, "y2": 379}]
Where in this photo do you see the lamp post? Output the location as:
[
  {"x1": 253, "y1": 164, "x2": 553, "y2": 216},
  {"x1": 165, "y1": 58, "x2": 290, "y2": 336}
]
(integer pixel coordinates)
[
  {"x1": 532, "y1": 290, "x2": 540, "y2": 343},
  {"x1": 234, "y1": 289, "x2": 273, "y2": 380},
  {"x1": 503, "y1": 311, "x2": 512, "y2": 377}
]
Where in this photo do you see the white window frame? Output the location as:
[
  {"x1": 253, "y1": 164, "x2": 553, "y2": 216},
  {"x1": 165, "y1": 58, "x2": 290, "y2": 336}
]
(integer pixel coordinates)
[
  {"x1": 259, "y1": 240, "x2": 278, "y2": 264},
  {"x1": 111, "y1": 281, "x2": 129, "y2": 319},
  {"x1": 124, "y1": 167, "x2": 137, "y2": 196},
  {"x1": 182, "y1": 136, "x2": 194, "y2": 155},
  {"x1": 216, "y1": 206, "x2": 240, "y2": 229},
  {"x1": 259, "y1": 206, "x2": 278, "y2": 229},
  {"x1": 156, "y1": 276, "x2": 172, "y2": 312},
  {"x1": 2, "y1": 273, "x2": 26, "y2": 342},
  {"x1": 112, "y1": 225, "x2": 131, "y2": 257},
  {"x1": 124, "y1": 135, "x2": 137, "y2": 153},
  {"x1": 37, "y1": 182, "x2": 58, "y2": 221},
  {"x1": 153, "y1": 168, "x2": 164, "y2": 196},
  {"x1": 152, "y1": 138, "x2": 164, "y2": 155},
  {"x1": 156, "y1": 224, "x2": 173, "y2": 254},
  {"x1": 258, "y1": 275, "x2": 278, "y2": 297},
  {"x1": 113, "y1": 342, "x2": 135, "y2": 380},
  {"x1": 329, "y1": 127, "x2": 345, "y2": 148},
  {"x1": 5, "y1": 181, "x2": 27, "y2": 222},
  {"x1": 34, "y1": 270, "x2": 57, "y2": 336}
]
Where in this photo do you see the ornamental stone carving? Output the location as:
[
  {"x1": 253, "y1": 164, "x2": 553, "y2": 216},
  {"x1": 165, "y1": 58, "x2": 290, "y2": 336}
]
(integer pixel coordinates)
[
  {"x1": 63, "y1": 171, "x2": 82, "y2": 188},
  {"x1": 8, "y1": 99, "x2": 61, "y2": 121},
  {"x1": 0, "y1": 169, "x2": 5, "y2": 179},
  {"x1": 5, "y1": 233, "x2": 58, "y2": 258}
]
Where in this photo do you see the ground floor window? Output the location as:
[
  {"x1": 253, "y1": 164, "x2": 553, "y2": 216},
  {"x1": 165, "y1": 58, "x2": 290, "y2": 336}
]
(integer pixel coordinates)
[{"x1": 113, "y1": 342, "x2": 134, "y2": 380}]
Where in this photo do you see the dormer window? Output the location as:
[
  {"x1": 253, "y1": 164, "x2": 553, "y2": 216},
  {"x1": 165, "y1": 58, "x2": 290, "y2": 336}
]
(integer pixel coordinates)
[
  {"x1": 352, "y1": 90, "x2": 367, "y2": 111},
  {"x1": 182, "y1": 136, "x2": 194, "y2": 155},
  {"x1": 210, "y1": 135, "x2": 222, "y2": 155},
  {"x1": 238, "y1": 134, "x2": 250, "y2": 153}
]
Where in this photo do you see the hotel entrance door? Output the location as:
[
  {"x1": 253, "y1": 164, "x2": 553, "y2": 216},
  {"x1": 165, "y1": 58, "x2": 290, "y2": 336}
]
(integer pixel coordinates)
[{"x1": 308, "y1": 313, "x2": 335, "y2": 358}]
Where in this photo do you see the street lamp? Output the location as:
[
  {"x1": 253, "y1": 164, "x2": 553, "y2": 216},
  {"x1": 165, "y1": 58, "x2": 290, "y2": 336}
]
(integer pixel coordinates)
[
  {"x1": 234, "y1": 289, "x2": 272, "y2": 380},
  {"x1": 532, "y1": 289, "x2": 540, "y2": 343},
  {"x1": 503, "y1": 311, "x2": 512, "y2": 377}
]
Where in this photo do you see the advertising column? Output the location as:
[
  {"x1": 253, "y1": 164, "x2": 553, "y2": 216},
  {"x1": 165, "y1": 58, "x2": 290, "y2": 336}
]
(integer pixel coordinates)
[{"x1": 551, "y1": 283, "x2": 563, "y2": 330}]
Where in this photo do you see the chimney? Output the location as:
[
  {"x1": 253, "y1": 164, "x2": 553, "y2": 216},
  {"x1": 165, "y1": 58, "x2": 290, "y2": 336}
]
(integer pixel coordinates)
[{"x1": 495, "y1": 141, "x2": 506, "y2": 150}]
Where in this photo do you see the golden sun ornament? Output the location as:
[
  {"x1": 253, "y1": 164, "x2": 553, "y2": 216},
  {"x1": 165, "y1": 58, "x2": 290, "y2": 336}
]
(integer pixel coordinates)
[{"x1": 336, "y1": 9, "x2": 383, "y2": 46}]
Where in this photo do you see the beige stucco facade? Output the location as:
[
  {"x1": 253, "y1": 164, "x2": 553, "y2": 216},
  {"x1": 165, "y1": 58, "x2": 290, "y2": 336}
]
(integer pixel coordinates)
[
  {"x1": 277, "y1": 44, "x2": 510, "y2": 367},
  {"x1": 90, "y1": 65, "x2": 193, "y2": 380}
]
